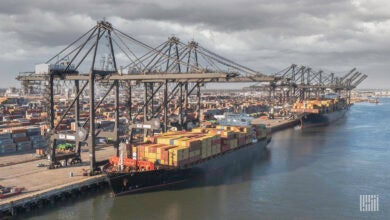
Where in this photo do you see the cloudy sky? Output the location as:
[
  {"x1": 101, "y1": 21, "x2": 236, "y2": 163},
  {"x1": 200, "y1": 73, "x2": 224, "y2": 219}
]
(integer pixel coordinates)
[{"x1": 0, "y1": 0, "x2": 389, "y2": 88}]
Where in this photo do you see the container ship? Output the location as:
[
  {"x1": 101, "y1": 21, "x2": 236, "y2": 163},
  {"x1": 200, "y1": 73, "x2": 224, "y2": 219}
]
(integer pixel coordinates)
[
  {"x1": 104, "y1": 113, "x2": 271, "y2": 196},
  {"x1": 291, "y1": 95, "x2": 349, "y2": 128}
]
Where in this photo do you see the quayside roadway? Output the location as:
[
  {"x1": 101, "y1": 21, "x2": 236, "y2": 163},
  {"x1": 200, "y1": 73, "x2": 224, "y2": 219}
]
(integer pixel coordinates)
[{"x1": 0, "y1": 145, "x2": 116, "y2": 213}]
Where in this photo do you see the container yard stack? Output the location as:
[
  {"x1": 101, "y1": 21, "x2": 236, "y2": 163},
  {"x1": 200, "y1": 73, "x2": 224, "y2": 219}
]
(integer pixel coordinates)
[
  {"x1": 27, "y1": 126, "x2": 47, "y2": 149},
  {"x1": 11, "y1": 128, "x2": 31, "y2": 152},
  {"x1": 0, "y1": 132, "x2": 16, "y2": 154},
  {"x1": 0, "y1": 126, "x2": 47, "y2": 154}
]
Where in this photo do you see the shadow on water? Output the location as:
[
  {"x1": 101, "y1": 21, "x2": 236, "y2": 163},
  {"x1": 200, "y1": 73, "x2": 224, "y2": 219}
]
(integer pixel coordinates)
[
  {"x1": 16, "y1": 150, "x2": 273, "y2": 220},
  {"x1": 16, "y1": 188, "x2": 112, "y2": 220},
  {"x1": 176, "y1": 148, "x2": 273, "y2": 190}
]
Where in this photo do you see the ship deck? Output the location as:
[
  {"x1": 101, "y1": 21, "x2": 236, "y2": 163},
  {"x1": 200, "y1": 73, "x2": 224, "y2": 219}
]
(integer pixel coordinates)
[{"x1": 252, "y1": 117, "x2": 299, "y2": 132}]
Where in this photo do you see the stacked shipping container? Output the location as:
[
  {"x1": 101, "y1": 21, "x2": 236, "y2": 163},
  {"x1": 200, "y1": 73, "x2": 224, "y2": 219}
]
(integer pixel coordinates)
[
  {"x1": 291, "y1": 99, "x2": 343, "y2": 114},
  {"x1": 111, "y1": 125, "x2": 268, "y2": 168},
  {"x1": 0, "y1": 126, "x2": 47, "y2": 154},
  {"x1": 0, "y1": 133, "x2": 16, "y2": 154}
]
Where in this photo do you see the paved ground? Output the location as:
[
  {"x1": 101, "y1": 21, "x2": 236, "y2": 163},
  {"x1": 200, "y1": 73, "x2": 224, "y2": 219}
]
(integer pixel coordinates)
[
  {"x1": 0, "y1": 151, "x2": 40, "y2": 167},
  {"x1": 0, "y1": 146, "x2": 116, "y2": 206}
]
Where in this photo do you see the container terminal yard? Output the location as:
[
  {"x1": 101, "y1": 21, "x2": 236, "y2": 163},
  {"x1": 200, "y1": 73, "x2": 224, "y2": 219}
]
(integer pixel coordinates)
[{"x1": 0, "y1": 21, "x2": 368, "y2": 217}]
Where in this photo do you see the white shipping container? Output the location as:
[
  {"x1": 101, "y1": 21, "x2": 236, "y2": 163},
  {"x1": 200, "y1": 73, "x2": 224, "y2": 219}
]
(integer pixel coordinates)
[{"x1": 35, "y1": 63, "x2": 50, "y2": 74}]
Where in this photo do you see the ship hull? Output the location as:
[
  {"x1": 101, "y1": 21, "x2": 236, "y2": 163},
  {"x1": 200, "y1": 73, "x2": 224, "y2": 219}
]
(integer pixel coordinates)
[
  {"x1": 106, "y1": 139, "x2": 268, "y2": 196},
  {"x1": 300, "y1": 109, "x2": 348, "y2": 129}
]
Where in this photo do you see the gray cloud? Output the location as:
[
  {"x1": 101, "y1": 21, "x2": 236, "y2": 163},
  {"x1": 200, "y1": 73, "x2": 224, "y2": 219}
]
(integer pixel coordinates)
[{"x1": 0, "y1": 0, "x2": 389, "y2": 88}]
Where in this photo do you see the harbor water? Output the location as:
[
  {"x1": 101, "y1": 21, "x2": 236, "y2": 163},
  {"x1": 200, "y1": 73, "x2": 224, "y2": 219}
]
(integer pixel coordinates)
[{"x1": 22, "y1": 98, "x2": 390, "y2": 220}]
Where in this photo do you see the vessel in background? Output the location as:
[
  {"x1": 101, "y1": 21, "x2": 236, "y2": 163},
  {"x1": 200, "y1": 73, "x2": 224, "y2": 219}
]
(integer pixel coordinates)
[
  {"x1": 368, "y1": 96, "x2": 379, "y2": 104},
  {"x1": 291, "y1": 94, "x2": 349, "y2": 129}
]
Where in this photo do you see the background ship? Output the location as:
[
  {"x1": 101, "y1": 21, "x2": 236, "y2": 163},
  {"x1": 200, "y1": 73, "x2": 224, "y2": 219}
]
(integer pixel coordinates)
[
  {"x1": 104, "y1": 113, "x2": 271, "y2": 196},
  {"x1": 291, "y1": 94, "x2": 349, "y2": 128}
]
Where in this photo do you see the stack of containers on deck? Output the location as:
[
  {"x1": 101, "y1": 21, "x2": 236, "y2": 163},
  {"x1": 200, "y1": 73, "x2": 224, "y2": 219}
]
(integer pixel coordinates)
[
  {"x1": 132, "y1": 128, "x2": 248, "y2": 167},
  {"x1": 156, "y1": 135, "x2": 181, "y2": 146},
  {"x1": 254, "y1": 124, "x2": 267, "y2": 140},
  {"x1": 156, "y1": 145, "x2": 176, "y2": 165},
  {"x1": 11, "y1": 128, "x2": 31, "y2": 151},
  {"x1": 168, "y1": 146, "x2": 189, "y2": 166},
  {"x1": 144, "y1": 144, "x2": 166, "y2": 163},
  {"x1": 236, "y1": 132, "x2": 246, "y2": 147},
  {"x1": 199, "y1": 135, "x2": 212, "y2": 159},
  {"x1": 194, "y1": 128, "x2": 219, "y2": 155},
  {"x1": 144, "y1": 144, "x2": 157, "y2": 163},
  {"x1": 246, "y1": 130, "x2": 253, "y2": 145},
  {"x1": 231, "y1": 126, "x2": 253, "y2": 145},
  {"x1": 211, "y1": 126, "x2": 237, "y2": 153},
  {"x1": 134, "y1": 144, "x2": 148, "y2": 160},
  {"x1": 210, "y1": 134, "x2": 221, "y2": 156},
  {"x1": 0, "y1": 132, "x2": 16, "y2": 154},
  {"x1": 183, "y1": 139, "x2": 201, "y2": 163},
  {"x1": 293, "y1": 99, "x2": 338, "y2": 113},
  {"x1": 170, "y1": 136, "x2": 191, "y2": 164}
]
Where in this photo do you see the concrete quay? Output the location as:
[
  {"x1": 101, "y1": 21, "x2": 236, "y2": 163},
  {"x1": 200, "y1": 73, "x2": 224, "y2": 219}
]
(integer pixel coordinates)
[{"x1": 0, "y1": 146, "x2": 116, "y2": 217}]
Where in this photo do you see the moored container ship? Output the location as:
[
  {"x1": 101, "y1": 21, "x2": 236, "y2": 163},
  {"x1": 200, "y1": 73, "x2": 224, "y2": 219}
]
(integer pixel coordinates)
[
  {"x1": 104, "y1": 113, "x2": 271, "y2": 196},
  {"x1": 291, "y1": 95, "x2": 349, "y2": 128}
]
